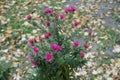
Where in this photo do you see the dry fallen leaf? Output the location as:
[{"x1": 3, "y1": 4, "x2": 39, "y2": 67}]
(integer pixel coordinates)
[
  {"x1": 6, "y1": 29, "x2": 13, "y2": 34},
  {"x1": 0, "y1": 37, "x2": 6, "y2": 43}
]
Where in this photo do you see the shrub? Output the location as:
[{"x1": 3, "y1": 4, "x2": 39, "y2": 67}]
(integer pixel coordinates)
[{"x1": 26, "y1": 6, "x2": 88, "y2": 80}]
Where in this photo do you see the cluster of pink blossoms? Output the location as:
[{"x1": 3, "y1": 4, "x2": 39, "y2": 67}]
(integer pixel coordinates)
[
  {"x1": 44, "y1": 8, "x2": 53, "y2": 15},
  {"x1": 50, "y1": 43, "x2": 62, "y2": 52},
  {"x1": 44, "y1": 43, "x2": 63, "y2": 63},
  {"x1": 27, "y1": 6, "x2": 88, "y2": 68},
  {"x1": 64, "y1": 6, "x2": 76, "y2": 13},
  {"x1": 73, "y1": 41, "x2": 89, "y2": 58}
]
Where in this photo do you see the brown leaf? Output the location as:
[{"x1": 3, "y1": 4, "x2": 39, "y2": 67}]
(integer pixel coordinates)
[{"x1": 0, "y1": 37, "x2": 6, "y2": 43}]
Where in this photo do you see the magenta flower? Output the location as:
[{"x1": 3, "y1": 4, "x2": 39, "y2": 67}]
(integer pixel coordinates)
[
  {"x1": 80, "y1": 52, "x2": 85, "y2": 58},
  {"x1": 70, "y1": 6, "x2": 76, "y2": 12},
  {"x1": 88, "y1": 30, "x2": 93, "y2": 35},
  {"x1": 45, "y1": 21, "x2": 50, "y2": 27},
  {"x1": 60, "y1": 14, "x2": 65, "y2": 20},
  {"x1": 48, "y1": 32, "x2": 52, "y2": 36},
  {"x1": 44, "y1": 33, "x2": 49, "y2": 38},
  {"x1": 50, "y1": 43, "x2": 62, "y2": 52},
  {"x1": 44, "y1": 32, "x2": 52, "y2": 38},
  {"x1": 45, "y1": 53, "x2": 53, "y2": 62},
  {"x1": 50, "y1": 43, "x2": 56, "y2": 51},
  {"x1": 54, "y1": 13, "x2": 59, "y2": 21},
  {"x1": 44, "y1": 8, "x2": 53, "y2": 15},
  {"x1": 39, "y1": 37, "x2": 44, "y2": 42},
  {"x1": 25, "y1": 14, "x2": 32, "y2": 20},
  {"x1": 33, "y1": 47, "x2": 38, "y2": 56},
  {"x1": 32, "y1": 60, "x2": 38, "y2": 68},
  {"x1": 84, "y1": 44, "x2": 89, "y2": 49},
  {"x1": 73, "y1": 21, "x2": 79, "y2": 26},
  {"x1": 64, "y1": 6, "x2": 76, "y2": 13},
  {"x1": 65, "y1": 7, "x2": 71, "y2": 13},
  {"x1": 28, "y1": 39, "x2": 34, "y2": 46},
  {"x1": 26, "y1": 55, "x2": 31, "y2": 61},
  {"x1": 56, "y1": 45, "x2": 62, "y2": 51},
  {"x1": 28, "y1": 38, "x2": 36, "y2": 46},
  {"x1": 73, "y1": 41, "x2": 80, "y2": 47}
]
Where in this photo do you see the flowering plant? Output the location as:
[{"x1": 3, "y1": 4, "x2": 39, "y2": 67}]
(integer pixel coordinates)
[{"x1": 27, "y1": 6, "x2": 88, "y2": 80}]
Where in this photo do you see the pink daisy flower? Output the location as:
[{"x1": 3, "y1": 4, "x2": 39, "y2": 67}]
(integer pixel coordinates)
[
  {"x1": 64, "y1": 6, "x2": 76, "y2": 13},
  {"x1": 45, "y1": 53, "x2": 53, "y2": 62},
  {"x1": 44, "y1": 32, "x2": 52, "y2": 38},
  {"x1": 44, "y1": 8, "x2": 53, "y2": 15},
  {"x1": 80, "y1": 52, "x2": 85, "y2": 58},
  {"x1": 84, "y1": 44, "x2": 89, "y2": 49},
  {"x1": 70, "y1": 6, "x2": 76, "y2": 12},
  {"x1": 73, "y1": 41, "x2": 80, "y2": 47},
  {"x1": 73, "y1": 21, "x2": 79, "y2": 26},
  {"x1": 65, "y1": 7, "x2": 71, "y2": 13},
  {"x1": 45, "y1": 21, "x2": 50, "y2": 27},
  {"x1": 50, "y1": 43, "x2": 62, "y2": 52},
  {"x1": 60, "y1": 14, "x2": 65, "y2": 20},
  {"x1": 25, "y1": 14, "x2": 32, "y2": 20},
  {"x1": 33, "y1": 47, "x2": 38, "y2": 56}
]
